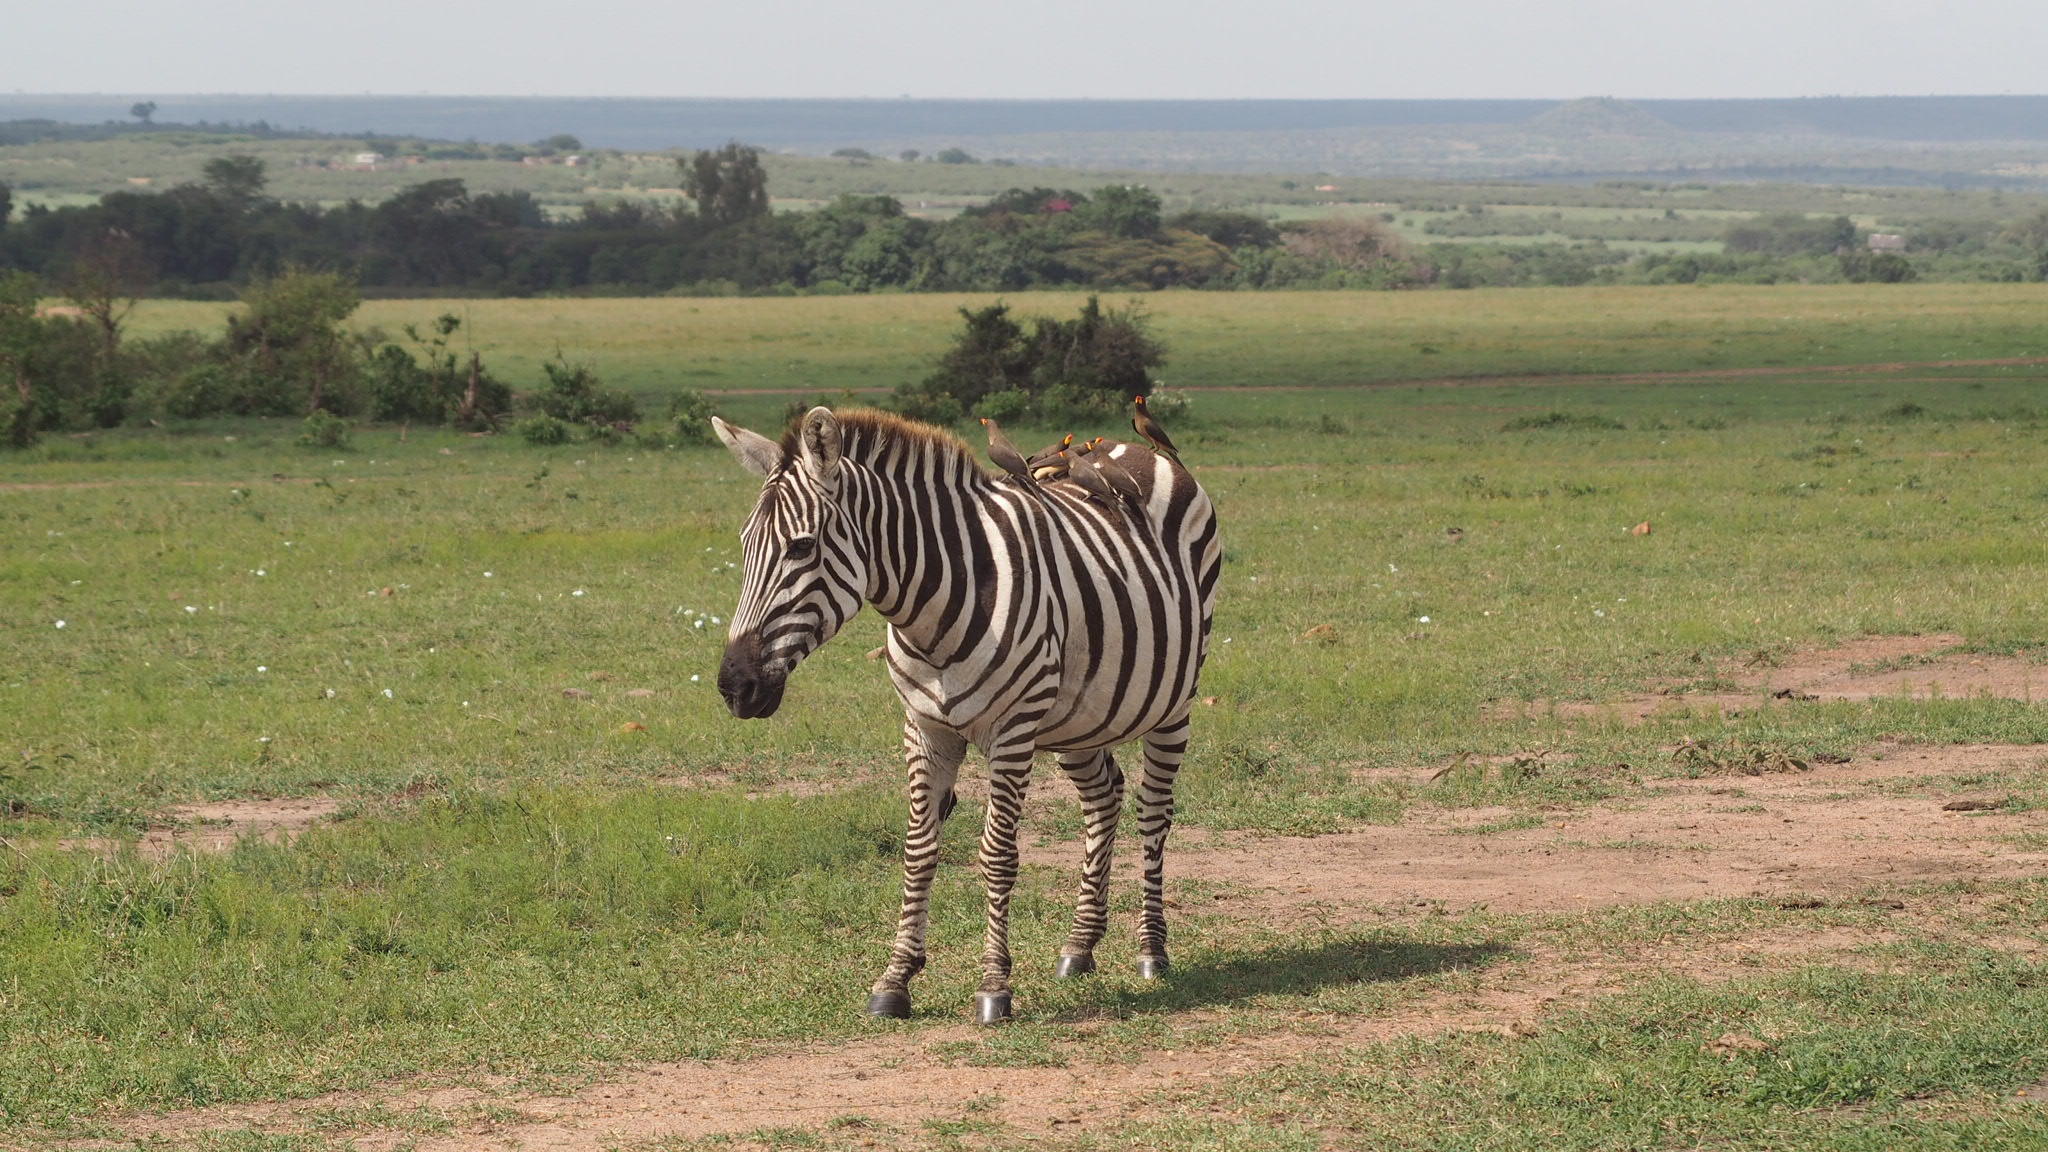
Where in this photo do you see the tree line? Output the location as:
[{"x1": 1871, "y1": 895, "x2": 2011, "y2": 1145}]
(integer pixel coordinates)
[{"x1": 7, "y1": 143, "x2": 2048, "y2": 302}]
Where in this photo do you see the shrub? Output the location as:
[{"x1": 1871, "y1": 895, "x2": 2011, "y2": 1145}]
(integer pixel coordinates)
[
  {"x1": 664, "y1": 388, "x2": 719, "y2": 446},
  {"x1": 295, "y1": 409, "x2": 353, "y2": 450},
  {"x1": 896, "y1": 295, "x2": 1164, "y2": 423},
  {"x1": 531, "y1": 355, "x2": 638, "y2": 429},
  {"x1": 517, "y1": 414, "x2": 572, "y2": 445}
]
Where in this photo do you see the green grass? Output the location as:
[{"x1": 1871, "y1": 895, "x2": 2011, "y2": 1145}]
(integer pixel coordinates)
[
  {"x1": 6, "y1": 284, "x2": 2048, "y2": 1139},
  {"x1": 113, "y1": 282, "x2": 2048, "y2": 402}
]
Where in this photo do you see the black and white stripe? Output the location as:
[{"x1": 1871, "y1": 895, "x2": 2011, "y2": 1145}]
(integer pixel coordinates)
[{"x1": 713, "y1": 406, "x2": 1221, "y2": 1021}]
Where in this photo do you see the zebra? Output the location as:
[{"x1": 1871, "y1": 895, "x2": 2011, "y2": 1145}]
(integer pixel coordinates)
[{"x1": 711, "y1": 406, "x2": 1221, "y2": 1024}]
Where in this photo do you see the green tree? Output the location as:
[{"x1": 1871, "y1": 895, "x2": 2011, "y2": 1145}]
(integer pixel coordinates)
[
  {"x1": 680, "y1": 141, "x2": 770, "y2": 229},
  {"x1": 0, "y1": 272, "x2": 41, "y2": 445},
  {"x1": 201, "y1": 154, "x2": 269, "y2": 207},
  {"x1": 0, "y1": 183, "x2": 12, "y2": 231},
  {"x1": 897, "y1": 296, "x2": 1164, "y2": 422},
  {"x1": 57, "y1": 227, "x2": 152, "y2": 415},
  {"x1": 129, "y1": 101, "x2": 157, "y2": 125},
  {"x1": 1077, "y1": 185, "x2": 1162, "y2": 240},
  {"x1": 537, "y1": 133, "x2": 582, "y2": 153},
  {"x1": 934, "y1": 147, "x2": 977, "y2": 165},
  {"x1": 225, "y1": 268, "x2": 362, "y2": 415}
]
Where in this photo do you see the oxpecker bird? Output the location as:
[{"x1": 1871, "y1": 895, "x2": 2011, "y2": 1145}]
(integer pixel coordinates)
[
  {"x1": 1030, "y1": 450, "x2": 1071, "y2": 482},
  {"x1": 1027, "y1": 433, "x2": 1073, "y2": 469},
  {"x1": 980, "y1": 417, "x2": 1031, "y2": 480},
  {"x1": 1070, "y1": 455, "x2": 1120, "y2": 506},
  {"x1": 1132, "y1": 395, "x2": 1179, "y2": 461}
]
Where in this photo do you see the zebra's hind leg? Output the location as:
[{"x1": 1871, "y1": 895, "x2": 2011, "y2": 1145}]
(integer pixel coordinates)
[
  {"x1": 1053, "y1": 748, "x2": 1124, "y2": 979},
  {"x1": 1135, "y1": 717, "x2": 1190, "y2": 979},
  {"x1": 867, "y1": 719, "x2": 966, "y2": 1019},
  {"x1": 972, "y1": 730, "x2": 1038, "y2": 1024}
]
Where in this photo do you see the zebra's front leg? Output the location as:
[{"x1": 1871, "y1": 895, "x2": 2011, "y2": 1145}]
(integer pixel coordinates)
[
  {"x1": 1052, "y1": 749, "x2": 1124, "y2": 979},
  {"x1": 867, "y1": 719, "x2": 966, "y2": 1019},
  {"x1": 973, "y1": 733, "x2": 1037, "y2": 1024},
  {"x1": 1135, "y1": 717, "x2": 1190, "y2": 979}
]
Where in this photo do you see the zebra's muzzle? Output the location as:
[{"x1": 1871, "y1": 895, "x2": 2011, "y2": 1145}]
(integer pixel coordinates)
[{"x1": 718, "y1": 635, "x2": 788, "y2": 719}]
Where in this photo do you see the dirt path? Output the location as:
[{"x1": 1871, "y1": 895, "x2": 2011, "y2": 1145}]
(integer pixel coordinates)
[{"x1": 84, "y1": 745, "x2": 2047, "y2": 1151}]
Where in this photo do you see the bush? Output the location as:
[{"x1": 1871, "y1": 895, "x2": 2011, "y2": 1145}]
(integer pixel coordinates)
[
  {"x1": 971, "y1": 388, "x2": 1033, "y2": 424},
  {"x1": 896, "y1": 295, "x2": 1165, "y2": 423},
  {"x1": 531, "y1": 355, "x2": 638, "y2": 429},
  {"x1": 365, "y1": 343, "x2": 443, "y2": 422},
  {"x1": 663, "y1": 388, "x2": 719, "y2": 446},
  {"x1": 295, "y1": 409, "x2": 353, "y2": 449},
  {"x1": 517, "y1": 415, "x2": 572, "y2": 445}
]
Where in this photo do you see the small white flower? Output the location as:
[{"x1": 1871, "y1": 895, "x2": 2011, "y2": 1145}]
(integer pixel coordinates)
[
  {"x1": 1388, "y1": 564, "x2": 1399, "y2": 573},
  {"x1": 69, "y1": 580, "x2": 81, "y2": 586},
  {"x1": 1418, "y1": 616, "x2": 1431, "y2": 624},
  {"x1": 257, "y1": 665, "x2": 268, "y2": 673},
  {"x1": 54, "y1": 620, "x2": 66, "y2": 629},
  {"x1": 259, "y1": 736, "x2": 271, "y2": 743},
  {"x1": 184, "y1": 605, "x2": 198, "y2": 614},
  {"x1": 325, "y1": 688, "x2": 336, "y2": 698},
  {"x1": 1222, "y1": 637, "x2": 1233, "y2": 644},
  {"x1": 693, "y1": 618, "x2": 705, "y2": 629},
  {"x1": 383, "y1": 688, "x2": 394, "y2": 699},
  {"x1": 709, "y1": 615, "x2": 721, "y2": 624},
  {"x1": 572, "y1": 589, "x2": 586, "y2": 597},
  {"x1": 690, "y1": 674, "x2": 701, "y2": 682},
  {"x1": 484, "y1": 571, "x2": 494, "y2": 578},
  {"x1": 1595, "y1": 609, "x2": 1607, "y2": 618}
]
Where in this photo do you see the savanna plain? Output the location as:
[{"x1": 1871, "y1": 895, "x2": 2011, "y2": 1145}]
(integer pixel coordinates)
[{"x1": 6, "y1": 284, "x2": 2048, "y2": 1150}]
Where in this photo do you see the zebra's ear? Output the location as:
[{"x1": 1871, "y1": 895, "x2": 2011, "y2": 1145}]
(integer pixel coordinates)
[
  {"x1": 712, "y1": 416, "x2": 781, "y2": 479},
  {"x1": 798, "y1": 406, "x2": 843, "y2": 489}
]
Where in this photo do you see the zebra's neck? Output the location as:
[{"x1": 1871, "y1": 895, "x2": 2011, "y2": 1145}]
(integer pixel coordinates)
[{"x1": 837, "y1": 445, "x2": 1034, "y2": 663}]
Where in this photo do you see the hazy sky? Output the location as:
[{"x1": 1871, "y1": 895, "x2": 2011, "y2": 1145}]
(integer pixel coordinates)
[{"x1": 11, "y1": 0, "x2": 2041, "y2": 100}]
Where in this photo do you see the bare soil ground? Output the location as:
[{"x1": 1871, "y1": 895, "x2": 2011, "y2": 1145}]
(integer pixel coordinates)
[
  {"x1": 1506, "y1": 632, "x2": 2044, "y2": 723},
  {"x1": 58, "y1": 797, "x2": 344, "y2": 859},
  {"x1": 53, "y1": 636, "x2": 2048, "y2": 1151}
]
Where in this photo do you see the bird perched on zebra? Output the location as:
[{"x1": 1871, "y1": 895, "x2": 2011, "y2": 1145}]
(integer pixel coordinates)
[
  {"x1": 979, "y1": 417, "x2": 1031, "y2": 481},
  {"x1": 712, "y1": 407, "x2": 1221, "y2": 1024},
  {"x1": 1131, "y1": 394, "x2": 1179, "y2": 461}
]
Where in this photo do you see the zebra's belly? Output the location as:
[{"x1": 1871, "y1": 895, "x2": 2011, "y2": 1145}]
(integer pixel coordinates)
[{"x1": 887, "y1": 644, "x2": 1199, "y2": 754}]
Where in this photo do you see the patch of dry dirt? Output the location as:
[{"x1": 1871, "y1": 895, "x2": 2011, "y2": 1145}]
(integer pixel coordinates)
[
  {"x1": 59, "y1": 797, "x2": 341, "y2": 859},
  {"x1": 1504, "y1": 633, "x2": 2045, "y2": 723}
]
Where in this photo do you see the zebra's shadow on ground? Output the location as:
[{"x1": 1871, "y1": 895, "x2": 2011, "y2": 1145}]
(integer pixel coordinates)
[{"x1": 1039, "y1": 933, "x2": 1516, "y2": 1022}]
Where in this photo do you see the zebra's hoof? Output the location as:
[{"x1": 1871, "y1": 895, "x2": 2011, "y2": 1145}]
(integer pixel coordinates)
[
  {"x1": 1136, "y1": 955, "x2": 1171, "y2": 980},
  {"x1": 866, "y1": 990, "x2": 912, "y2": 1019},
  {"x1": 1053, "y1": 954, "x2": 1096, "y2": 979},
  {"x1": 973, "y1": 991, "x2": 1013, "y2": 1025}
]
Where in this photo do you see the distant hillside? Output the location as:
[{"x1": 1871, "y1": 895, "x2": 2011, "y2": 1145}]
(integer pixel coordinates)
[{"x1": 5, "y1": 93, "x2": 2048, "y2": 188}]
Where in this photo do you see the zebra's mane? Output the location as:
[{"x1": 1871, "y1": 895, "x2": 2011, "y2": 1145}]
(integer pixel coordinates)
[{"x1": 778, "y1": 408, "x2": 984, "y2": 477}]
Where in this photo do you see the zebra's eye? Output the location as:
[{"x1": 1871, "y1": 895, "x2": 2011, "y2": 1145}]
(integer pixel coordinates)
[{"x1": 785, "y1": 536, "x2": 817, "y2": 562}]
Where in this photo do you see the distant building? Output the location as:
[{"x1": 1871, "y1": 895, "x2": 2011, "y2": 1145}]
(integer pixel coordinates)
[
  {"x1": 564, "y1": 154, "x2": 584, "y2": 167},
  {"x1": 352, "y1": 152, "x2": 384, "y2": 168},
  {"x1": 1868, "y1": 233, "x2": 1908, "y2": 252}
]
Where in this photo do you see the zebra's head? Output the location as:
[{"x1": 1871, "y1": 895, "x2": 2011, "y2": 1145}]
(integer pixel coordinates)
[{"x1": 710, "y1": 407, "x2": 868, "y2": 719}]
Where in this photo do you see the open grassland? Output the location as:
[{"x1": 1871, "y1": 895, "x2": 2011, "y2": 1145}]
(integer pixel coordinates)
[
  {"x1": 5, "y1": 284, "x2": 2048, "y2": 1148},
  {"x1": 123, "y1": 282, "x2": 2048, "y2": 407}
]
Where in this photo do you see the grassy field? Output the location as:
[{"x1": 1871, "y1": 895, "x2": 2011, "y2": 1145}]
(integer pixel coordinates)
[
  {"x1": 119, "y1": 282, "x2": 2048, "y2": 408},
  {"x1": 4, "y1": 284, "x2": 2048, "y2": 1146}
]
